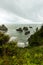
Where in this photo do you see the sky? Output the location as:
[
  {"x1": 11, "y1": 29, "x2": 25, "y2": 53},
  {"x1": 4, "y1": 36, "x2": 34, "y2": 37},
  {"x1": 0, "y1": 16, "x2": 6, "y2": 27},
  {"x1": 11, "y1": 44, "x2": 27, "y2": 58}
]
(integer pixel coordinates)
[{"x1": 0, "y1": 0, "x2": 43, "y2": 24}]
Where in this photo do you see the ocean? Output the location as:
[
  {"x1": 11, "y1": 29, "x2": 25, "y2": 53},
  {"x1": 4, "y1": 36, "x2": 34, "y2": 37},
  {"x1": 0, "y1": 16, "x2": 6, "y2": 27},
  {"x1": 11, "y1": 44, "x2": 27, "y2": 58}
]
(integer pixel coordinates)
[{"x1": 5, "y1": 24, "x2": 42, "y2": 43}]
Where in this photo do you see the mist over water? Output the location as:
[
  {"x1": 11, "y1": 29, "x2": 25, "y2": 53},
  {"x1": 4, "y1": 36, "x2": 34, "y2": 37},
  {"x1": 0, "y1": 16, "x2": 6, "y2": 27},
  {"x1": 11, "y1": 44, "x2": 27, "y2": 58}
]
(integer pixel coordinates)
[{"x1": 5, "y1": 24, "x2": 42, "y2": 43}]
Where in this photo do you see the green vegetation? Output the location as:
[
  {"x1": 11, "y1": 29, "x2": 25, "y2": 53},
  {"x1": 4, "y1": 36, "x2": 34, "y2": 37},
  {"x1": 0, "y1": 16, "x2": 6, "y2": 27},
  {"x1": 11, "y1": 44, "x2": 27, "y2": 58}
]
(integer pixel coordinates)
[
  {"x1": 28, "y1": 26, "x2": 43, "y2": 46},
  {"x1": 0, "y1": 26, "x2": 43, "y2": 65}
]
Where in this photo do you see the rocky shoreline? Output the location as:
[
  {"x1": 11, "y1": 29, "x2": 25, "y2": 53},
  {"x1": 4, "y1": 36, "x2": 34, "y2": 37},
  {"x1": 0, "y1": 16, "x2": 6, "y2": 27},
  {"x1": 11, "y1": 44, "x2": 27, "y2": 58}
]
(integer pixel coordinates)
[{"x1": 0, "y1": 24, "x2": 42, "y2": 48}]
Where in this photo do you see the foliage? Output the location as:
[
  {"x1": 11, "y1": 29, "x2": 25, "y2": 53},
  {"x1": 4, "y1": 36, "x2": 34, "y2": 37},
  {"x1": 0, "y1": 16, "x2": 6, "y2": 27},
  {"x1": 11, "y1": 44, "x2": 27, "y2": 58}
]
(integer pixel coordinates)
[
  {"x1": 0, "y1": 32, "x2": 10, "y2": 46},
  {"x1": 0, "y1": 26, "x2": 43, "y2": 65},
  {"x1": 28, "y1": 25, "x2": 43, "y2": 46},
  {"x1": 0, "y1": 45, "x2": 43, "y2": 65}
]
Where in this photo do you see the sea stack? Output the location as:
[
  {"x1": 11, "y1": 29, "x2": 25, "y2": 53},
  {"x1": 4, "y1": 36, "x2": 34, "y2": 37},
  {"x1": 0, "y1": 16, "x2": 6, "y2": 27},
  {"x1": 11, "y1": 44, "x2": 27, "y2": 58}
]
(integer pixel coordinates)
[
  {"x1": 23, "y1": 27, "x2": 28, "y2": 31},
  {"x1": 0, "y1": 24, "x2": 8, "y2": 32},
  {"x1": 16, "y1": 28, "x2": 23, "y2": 32},
  {"x1": 25, "y1": 31, "x2": 30, "y2": 35}
]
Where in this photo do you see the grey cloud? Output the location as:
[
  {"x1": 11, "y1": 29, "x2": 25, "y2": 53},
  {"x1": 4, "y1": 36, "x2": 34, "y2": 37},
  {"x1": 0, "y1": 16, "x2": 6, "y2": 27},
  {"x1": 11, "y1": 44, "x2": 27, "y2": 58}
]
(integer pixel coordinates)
[{"x1": 0, "y1": 0, "x2": 43, "y2": 22}]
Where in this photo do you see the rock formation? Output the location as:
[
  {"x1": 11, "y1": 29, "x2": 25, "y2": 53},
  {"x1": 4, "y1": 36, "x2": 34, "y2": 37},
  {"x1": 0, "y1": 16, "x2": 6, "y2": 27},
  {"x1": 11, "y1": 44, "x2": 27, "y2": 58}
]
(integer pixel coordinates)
[
  {"x1": 16, "y1": 28, "x2": 23, "y2": 32},
  {"x1": 0, "y1": 24, "x2": 8, "y2": 32},
  {"x1": 25, "y1": 31, "x2": 30, "y2": 35},
  {"x1": 23, "y1": 27, "x2": 28, "y2": 31}
]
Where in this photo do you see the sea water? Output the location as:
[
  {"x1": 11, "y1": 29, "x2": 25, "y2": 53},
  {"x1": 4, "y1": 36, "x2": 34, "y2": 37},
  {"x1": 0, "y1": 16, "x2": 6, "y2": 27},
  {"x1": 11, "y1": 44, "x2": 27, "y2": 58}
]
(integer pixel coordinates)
[{"x1": 5, "y1": 24, "x2": 42, "y2": 43}]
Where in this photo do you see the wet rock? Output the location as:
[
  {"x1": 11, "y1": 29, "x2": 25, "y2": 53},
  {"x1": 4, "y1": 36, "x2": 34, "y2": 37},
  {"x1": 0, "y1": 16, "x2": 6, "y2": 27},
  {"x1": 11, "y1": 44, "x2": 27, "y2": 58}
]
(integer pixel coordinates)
[
  {"x1": 16, "y1": 28, "x2": 23, "y2": 32},
  {"x1": 0, "y1": 24, "x2": 8, "y2": 32},
  {"x1": 25, "y1": 31, "x2": 30, "y2": 35},
  {"x1": 23, "y1": 27, "x2": 28, "y2": 31},
  {"x1": 29, "y1": 26, "x2": 32, "y2": 28}
]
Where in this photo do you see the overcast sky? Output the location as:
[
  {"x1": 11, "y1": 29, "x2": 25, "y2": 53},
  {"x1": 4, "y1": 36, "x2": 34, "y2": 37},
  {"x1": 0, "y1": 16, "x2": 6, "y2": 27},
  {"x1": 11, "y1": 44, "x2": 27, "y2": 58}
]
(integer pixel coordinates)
[{"x1": 0, "y1": 0, "x2": 43, "y2": 24}]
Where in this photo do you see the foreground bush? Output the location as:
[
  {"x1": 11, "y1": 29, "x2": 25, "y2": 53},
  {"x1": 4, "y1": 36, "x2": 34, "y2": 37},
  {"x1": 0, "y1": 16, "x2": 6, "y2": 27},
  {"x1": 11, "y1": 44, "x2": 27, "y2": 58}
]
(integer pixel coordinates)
[
  {"x1": 0, "y1": 32, "x2": 10, "y2": 46},
  {"x1": 0, "y1": 46, "x2": 43, "y2": 65}
]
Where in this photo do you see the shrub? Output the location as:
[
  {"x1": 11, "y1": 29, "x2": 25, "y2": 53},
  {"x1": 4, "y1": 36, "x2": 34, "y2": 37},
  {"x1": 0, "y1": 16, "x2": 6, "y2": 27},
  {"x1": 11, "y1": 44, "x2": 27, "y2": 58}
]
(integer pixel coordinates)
[
  {"x1": 0, "y1": 34, "x2": 10, "y2": 46},
  {"x1": 28, "y1": 25, "x2": 43, "y2": 46}
]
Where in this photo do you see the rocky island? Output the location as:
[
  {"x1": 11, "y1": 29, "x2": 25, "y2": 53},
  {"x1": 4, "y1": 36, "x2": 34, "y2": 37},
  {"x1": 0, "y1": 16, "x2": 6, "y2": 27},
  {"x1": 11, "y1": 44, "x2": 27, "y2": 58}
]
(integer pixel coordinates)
[
  {"x1": 0, "y1": 24, "x2": 8, "y2": 32},
  {"x1": 23, "y1": 27, "x2": 28, "y2": 31},
  {"x1": 25, "y1": 31, "x2": 30, "y2": 35},
  {"x1": 16, "y1": 27, "x2": 23, "y2": 32}
]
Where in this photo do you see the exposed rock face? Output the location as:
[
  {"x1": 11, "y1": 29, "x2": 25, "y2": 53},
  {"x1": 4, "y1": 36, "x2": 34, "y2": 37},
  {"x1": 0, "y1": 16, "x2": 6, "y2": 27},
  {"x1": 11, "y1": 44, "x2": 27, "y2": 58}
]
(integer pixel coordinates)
[
  {"x1": 25, "y1": 31, "x2": 30, "y2": 35},
  {"x1": 0, "y1": 24, "x2": 8, "y2": 32},
  {"x1": 16, "y1": 28, "x2": 23, "y2": 32},
  {"x1": 23, "y1": 27, "x2": 28, "y2": 31}
]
